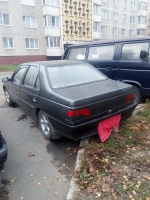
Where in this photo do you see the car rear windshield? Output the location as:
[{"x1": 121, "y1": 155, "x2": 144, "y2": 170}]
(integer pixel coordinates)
[{"x1": 47, "y1": 63, "x2": 107, "y2": 88}]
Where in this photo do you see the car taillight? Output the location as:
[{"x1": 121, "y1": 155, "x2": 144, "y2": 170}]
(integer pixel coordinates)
[
  {"x1": 125, "y1": 93, "x2": 135, "y2": 104},
  {"x1": 67, "y1": 108, "x2": 90, "y2": 121}
]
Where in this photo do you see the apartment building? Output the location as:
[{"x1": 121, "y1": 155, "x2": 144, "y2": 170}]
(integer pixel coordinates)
[
  {"x1": 147, "y1": 1, "x2": 150, "y2": 35},
  {"x1": 43, "y1": 0, "x2": 63, "y2": 60},
  {"x1": 92, "y1": 0, "x2": 101, "y2": 41},
  {"x1": 0, "y1": 0, "x2": 149, "y2": 65},
  {"x1": 62, "y1": 0, "x2": 92, "y2": 47},
  {"x1": 101, "y1": 0, "x2": 148, "y2": 39},
  {"x1": 137, "y1": 0, "x2": 148, "y2": 35},
  {"x1": 0, "y1": 0, "x2": 47, "y2": 65}
]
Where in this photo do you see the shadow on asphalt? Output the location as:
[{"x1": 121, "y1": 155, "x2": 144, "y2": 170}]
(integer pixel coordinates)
[
  {"x1": 0, "y1": 101, "x2": 18, "y2": 109},
  {"x1": 0, "y1": 178, "x2": 10, "y2": 200},
  {"x1": 46, "y1": 137, "x2": 79, "y2": 177}
]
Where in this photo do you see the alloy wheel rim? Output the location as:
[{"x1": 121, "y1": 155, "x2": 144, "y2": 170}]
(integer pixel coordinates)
[
  {"x1": 40, "y1": 115, "x2": 50, "y2": 136},
  {"x1": 5, "y1": 91, "x2": 10, "y2": 103}
]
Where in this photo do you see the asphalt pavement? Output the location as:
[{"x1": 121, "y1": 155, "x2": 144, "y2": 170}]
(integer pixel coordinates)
[{"x1": 0, "y1": 72, "x2": 79, "y2": 200}]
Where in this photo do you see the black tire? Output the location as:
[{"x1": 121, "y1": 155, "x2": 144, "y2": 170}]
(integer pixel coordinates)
[
  {"x1": 133, "y1": 86, "x2": 143, "y2": 104},
  {"x1": 38, "y1": 111, "x2": 60, "y2": 141},
  {"x1": 4, "y1": 89, "x2": 13, "y2": 106}
]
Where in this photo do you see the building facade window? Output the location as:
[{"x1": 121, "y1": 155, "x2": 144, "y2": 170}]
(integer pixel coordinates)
[
  {"x1": 0, "y1": 13, "x2": 10, "y2": 25},
  {"x1": 102, "y1": 0, "x2": 108, "y2": 3},
  {"x1": 122, "y1": 14, "x2": 126, "y2": 22},
  {"x1": 138, "y1": 2, "x2": 147, "y2": 10},
  {"x1": 23, "y1": 16, "x2": 37, "y2": 28},
  {"x1": 2, "y1": 37, "x2": 14, "y2": 49},
  {"x1": 113, "y1": 12, "x2": 117, "y2": 21},
  {"x1": 21, "y1": 0, "x2": 35, "y2": 6},
  {"x1": 101, "y1": 10, "x2": 108, "y2": 19},
  {"x1": 138, "y1": 16, "x2": 147, "y2": 23},
  {"x1": 112, "y1": 27, "x2": 117, "y2": 35},
  {"x1": 101, "y1": 26, "x2": 108, "y2": 34},
  {"x1": 121, "y1": 28, "x2": 125, "y2": 36},
  {"x1": 25, "y1": 38, "x2": 38, "y2": 49},
  {"x1": 113, "y1": 0, "x2": 118, "y2": 5},
  {"x1": 45, "y1": 36, "x2": 60, "y2": 47},
  {"x1": 130, "y1": 16, "x2": 135, "y2": 24},
  {"x1": 122, "y1": 0, "x2": 127, "y2": 8},
  {"x1": 93, "y1": 39, "x2": 101, "y2": 41},
  {"x1": 129, "y1": 30, "x2": 134, "y2": 37},
  {"x1": 137, "y1": 28, "x2": 146, "y2": 35},
  {"x1": 0, "y1": 0, "x2": 9, "y2": 1},
  {"x1": 93, "y1": 21, "x2": 100, "y2": 31},
  {"x1": 44, "y1": 15, "x2": 59, "y2": 27},
  {"x1": 131, "y1": 2, "x2": 136, "y2": 10},
  {"x1": 93, "y1": 4, "x2": 101, "y2": 15},
  {"x1": 43, "y1": 0, "x2": 59, "y2": 7}
]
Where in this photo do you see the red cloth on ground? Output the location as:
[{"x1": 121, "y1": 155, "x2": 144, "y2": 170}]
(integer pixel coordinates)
[{"x1": 97, "y1": 114, "x2": 121, "y2": 142}]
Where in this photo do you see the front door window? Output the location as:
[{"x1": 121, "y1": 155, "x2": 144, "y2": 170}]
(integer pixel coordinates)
[{"x1": 13, "y1": 68, "x2": 26, "y2": 84}]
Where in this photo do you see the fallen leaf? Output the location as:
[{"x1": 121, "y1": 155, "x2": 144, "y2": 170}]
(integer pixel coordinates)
[
  {"x1": 28, "y1": 152, "x2": 35, "y2": 157},
  {"x1": 54, "y1": 191, "x2": 58, "y2": 195},
  {"x1": 37, "y1": 182, "x2": 43, "y2": 186}
]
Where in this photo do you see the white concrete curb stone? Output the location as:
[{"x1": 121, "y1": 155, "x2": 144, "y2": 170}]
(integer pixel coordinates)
[{"x1": 66, "y1": 138, "x2": 89, "y2": 200}]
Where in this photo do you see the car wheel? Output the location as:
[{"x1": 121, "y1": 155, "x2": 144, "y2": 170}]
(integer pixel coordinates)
[
  {"x1": 4, "y1": 89, "x2": 13, "y2": 106},
  {"x1": 38, "y1": 111, "x2": 60, "y2": 140},
  {"x1": 133, "y1": 86, "x2": 143, "y2": 104}
]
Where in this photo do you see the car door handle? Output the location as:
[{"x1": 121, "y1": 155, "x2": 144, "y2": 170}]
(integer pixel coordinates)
[
  {"x1": 117, "y1": 67, "x2": 121, "y2": 70},
  {"x1": 105, "y1": 67, "x2": 112, "y2": 71},
  {"x1": 33, "y1": 97, "x2": 36, "y2": 102}
]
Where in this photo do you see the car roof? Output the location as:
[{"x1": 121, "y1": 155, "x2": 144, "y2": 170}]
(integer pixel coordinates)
[
  {"x1": 66, "y1": 36, "x2": 150, "y2": 48},
  {"x1": 22, "y1": 60, "x2": 85, "y2": 67}
]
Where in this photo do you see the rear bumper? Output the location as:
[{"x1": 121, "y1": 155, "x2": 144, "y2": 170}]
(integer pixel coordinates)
[
  {"x1": 50, "y1": 102, "x2": 137, "y2": 141},
  {"x1": 0, "y1": 137, "x2": 7, "y2": 168}
]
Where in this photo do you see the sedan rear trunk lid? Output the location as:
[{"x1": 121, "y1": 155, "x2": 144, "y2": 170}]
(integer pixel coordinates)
[{"x1": 53, "y1": 79, "x2": 135, "y2": 124}]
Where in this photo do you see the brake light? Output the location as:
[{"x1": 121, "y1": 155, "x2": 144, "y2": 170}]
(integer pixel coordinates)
[
  {"x1": 67, "y1": 108, "x2": 90, "y2": 120},
  {"x1": 125, "y1": 93, "x2": 135, "y2": 104}
]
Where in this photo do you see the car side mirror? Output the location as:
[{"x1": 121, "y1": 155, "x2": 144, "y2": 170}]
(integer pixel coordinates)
[
  {"x1": 140, "y1": 50, "x2": 148, "y2": 61},
  {"x1": 2, "y1": 77, "x2": 10, "y2": 82}
]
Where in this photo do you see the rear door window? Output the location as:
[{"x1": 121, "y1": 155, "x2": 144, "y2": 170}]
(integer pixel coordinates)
[
  {"x1": 121, "y1": 42, "x2": 149, "y2": 60},
  {"x1": 23, "y1": 65, "x2": 40, "y2": 89},
  {"x1": 68, "y1": 48, "x2": 86, "y2": 60},
  {"x1": 88, "y1": 45, "x2": 115, "y2": 60}
]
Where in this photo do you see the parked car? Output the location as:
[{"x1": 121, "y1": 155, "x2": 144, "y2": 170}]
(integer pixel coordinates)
[
  {"x1": 0, "y1": 131, "x2": 7, "y2": 170},
  {"x1": 62, "y1": 36, "x2": 150, "y2": 103},
  {"x1": 2, "y1": 61, "x2": 136, "y2": 141}
]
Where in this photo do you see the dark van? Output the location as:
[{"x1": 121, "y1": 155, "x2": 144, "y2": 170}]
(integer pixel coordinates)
[{"x1": 62, "y1": 37, "x2": 150, "y2": 103}]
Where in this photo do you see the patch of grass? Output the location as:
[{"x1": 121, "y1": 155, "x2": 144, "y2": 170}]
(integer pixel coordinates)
[
  {"x1": 136, "y1": 110, "x2": 143, "y2": 116},
  {"x1": 121, "y1": 124, "x2": 132, "y2": 137},
  {"x1": 0, "y1": 64, "x2": 18, "y2": 72},
  {"x1": 75, "y1": 102, "x2": 150, "y2": 199},
  {"x1": 139, "y1": 181, "x2": 150, "y2": 199},
  {"x1": 80, "y1": 168, "x2": 88, "y2": 183},
  {"x1": 104, "y1": 138, "x2": 121, "y2": 150}
]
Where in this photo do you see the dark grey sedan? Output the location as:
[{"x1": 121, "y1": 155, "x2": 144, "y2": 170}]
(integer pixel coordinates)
[{"x1": 2, "y1": 61, "x2": 137, "y2": 141}]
